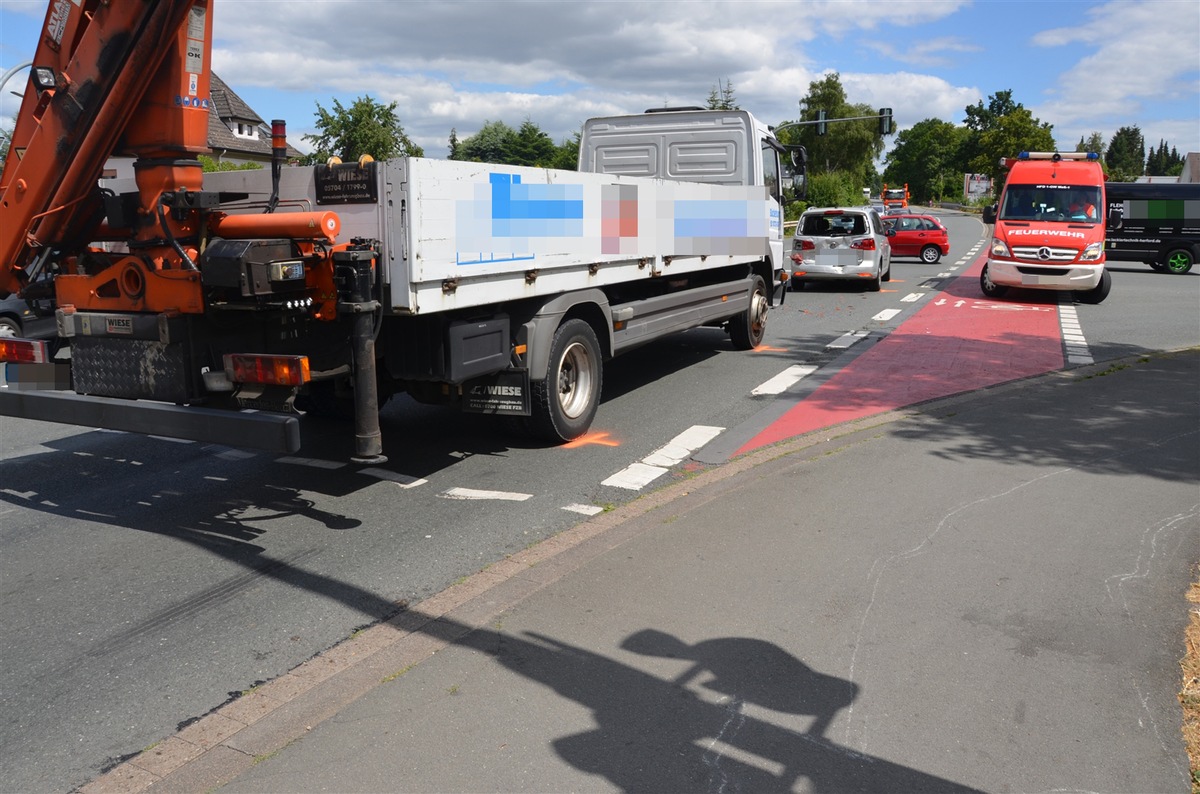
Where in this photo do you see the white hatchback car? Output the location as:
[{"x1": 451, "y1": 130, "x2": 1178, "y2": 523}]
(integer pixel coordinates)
[{"x1": 790, "y1": 207, "x2": 893, "y2": 291}]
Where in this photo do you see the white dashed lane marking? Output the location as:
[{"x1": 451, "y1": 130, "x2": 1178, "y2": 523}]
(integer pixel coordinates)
[
  {"x1": 1059, "y1": 302, "x2": 1093, "y2": 365},
  {"x1": 752, "y1": 364, "x2": 818, "y2": 396},
  {"x1": 602, "y1": 425, "x2": 724, "y2": 491},
  {"x1": 440, "y1": 487, "x2": 532, "y2": 501}
]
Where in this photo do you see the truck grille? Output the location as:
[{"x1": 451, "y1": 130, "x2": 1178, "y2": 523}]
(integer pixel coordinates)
[{"x1": 1011, "y1": 245, "x2": 1079, "y2": 262}]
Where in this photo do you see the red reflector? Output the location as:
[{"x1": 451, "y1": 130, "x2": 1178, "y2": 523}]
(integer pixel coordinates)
[
  {"x1": 223, "y1": 353, "x2": 310, "y2": 386},
  {"x1": 0, "y1": 337, "x2": 49, "y2": 364},
  {"x1": 850, "y1": 239, "x2": 877, "y2": 251}
]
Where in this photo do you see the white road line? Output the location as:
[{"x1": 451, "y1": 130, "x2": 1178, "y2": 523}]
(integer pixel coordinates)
[
  {"x1": 900, "y1": 292, "x2": 926, "y2": 302},
  {"x1": 603, "y1": 424, "x2": 724, "y2": 491},
  {"x1": 563, "y1": 503, "x2": 605, "y2": 516},
  {"x1": 642, "y1": 425, "x2": 724, "y2": 467},
  {"x1": 871, "y1": 309, "x2": 902, "y2": 322},
  {"x1": 752, "y1": 364, "x2": 818, "y2": 395},
  {"x1": 440, "y1": 487, "x2": 532, "y2": 501},
  {"x1": 602, "y1": 462, "x2": 669, "y2": 490},
  {"x1": 278, "y1": 456, "x2": 346, "y2": 469},
  {"x1": 1058, "y1": 303, "x2": 1093, "y2": 365},
  {"x1": 361, "y1": 468, "x2": 427, "y2": 488},
  {"x1": 827, "y1": 330, "x2": 869, "y2": 349}
]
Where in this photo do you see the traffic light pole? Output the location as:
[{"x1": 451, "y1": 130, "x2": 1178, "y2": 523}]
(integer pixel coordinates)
[{"x1": 776, "y1": 108, "x2": 893, "y2": 136}]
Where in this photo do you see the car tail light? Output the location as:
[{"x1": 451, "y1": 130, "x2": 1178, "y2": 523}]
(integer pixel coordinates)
[
  {"x1": 223, "y1": 353, "x2": 311, "y2": 386},
  {"x1": 794, "y1": 239, "x2": 816, "y2": 251},
  {"x1": 850, "y1": 238, "x2": 877, "y2": 251},
  {"x1": 0, "y1": 337, "x2": 50, "y2": 364}
]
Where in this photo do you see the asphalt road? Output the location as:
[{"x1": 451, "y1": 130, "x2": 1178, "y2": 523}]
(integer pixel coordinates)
[{"x1": 1, "y1": 209, "x2": 1198, "y2": 792}]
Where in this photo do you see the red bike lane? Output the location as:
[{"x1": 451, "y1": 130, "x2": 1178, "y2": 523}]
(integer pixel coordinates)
[{"x1": 737, "y1": 253, "x2": 1065, "y2": 456}]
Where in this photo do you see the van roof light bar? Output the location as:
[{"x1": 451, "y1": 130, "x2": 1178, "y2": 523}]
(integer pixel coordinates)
[{"x1": 1017, "y1": 151, "x2": 1099, "y2": 161}]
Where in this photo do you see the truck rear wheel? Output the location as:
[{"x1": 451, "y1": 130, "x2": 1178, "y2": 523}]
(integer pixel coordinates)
[
  {"x1": 528, "y1": 318, "x2": 602, "y2": 442},
  {"x1": 729, "y1": 275, "x2": 768, "y2": 350},
  {"x1": 1164, "y1": 246, "x2": 1195, "y2": 274}
]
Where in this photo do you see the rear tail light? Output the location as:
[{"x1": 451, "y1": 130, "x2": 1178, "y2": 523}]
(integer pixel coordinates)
[
  {"x1": 850, "y1": 238, "x2": 877, "y2": 251},
  {"x1": 0, "y1": 337, "x2": 50, "y2": 364},
  {"x1": 794, "y1": 239, "x2": 816, "y2": 251},
  {"x1": 223, "y1": 353, "x2": 311, "y2": 386}
]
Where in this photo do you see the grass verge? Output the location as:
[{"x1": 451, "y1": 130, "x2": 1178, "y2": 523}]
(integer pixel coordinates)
[{"x1": 1183, "y1": 575, "x2": 1200, "y2": 793}]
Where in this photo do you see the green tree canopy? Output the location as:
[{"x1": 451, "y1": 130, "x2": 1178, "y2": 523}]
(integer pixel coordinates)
[
  {"x1": 549, "y1": 132, "x2": 581, "y2": 171},
  {"x1": 508, "y1": 119, "x2": 558, "y2": 167},
  {"x1": 777, "y1": 72, "x2": 883, "y2": 191},
  {"x1": 1106, "y1": 125, "x2": 1145, "y2": 180},
  {"x1": 961, "y1": 92, "x2": 1055, "y2": 190},
  {"x1": 451, "y1": 120, "x2": 518, "y2": 163},
  {"x1": 302, "y1": 96, "x2": 423, "y2": 164},
  {"x1": 882, "y1": 119, "x2": 966, "y2": 203},
  {"x1": 1147, "y1": 139, "x2": 1184, "y2": 176},
  {"x1": 706, "y1": 79, "x2": 737, "y2": 110}
]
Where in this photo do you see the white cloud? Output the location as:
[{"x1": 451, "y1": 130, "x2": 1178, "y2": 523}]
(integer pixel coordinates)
[{"x1": 1031, "y1": 0, "x2": 1200, "y2": 148}]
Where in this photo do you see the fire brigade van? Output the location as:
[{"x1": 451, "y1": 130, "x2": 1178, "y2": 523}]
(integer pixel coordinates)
[{"x1": 981, "y1": 152, "x2": 1112, "y2": 303}]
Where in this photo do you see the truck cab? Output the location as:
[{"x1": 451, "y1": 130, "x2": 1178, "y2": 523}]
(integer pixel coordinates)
[{"x1": 980, "y1": 152, "x2": 1112, "y2": 304}]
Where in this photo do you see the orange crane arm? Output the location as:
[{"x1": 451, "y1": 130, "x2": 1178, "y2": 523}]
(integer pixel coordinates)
[{"x1": 0, "y1": 0, "x2": 209, "y2": 297}]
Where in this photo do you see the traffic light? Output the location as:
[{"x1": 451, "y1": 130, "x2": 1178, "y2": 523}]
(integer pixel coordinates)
[
  {"x1": 878, "y1": 107, "x2": 893, "y2": 136},
  {"x1": 816, "y1": 109, "x2": 827, "y2": 136}
]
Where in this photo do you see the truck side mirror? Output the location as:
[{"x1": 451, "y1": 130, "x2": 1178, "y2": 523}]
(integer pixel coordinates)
[
  {"x1": 982, "y1": 204, "x2": 997, "y2": 224},
  {"x1": 1106, "y1": 205, "x2": 1123, "y2": 231}
]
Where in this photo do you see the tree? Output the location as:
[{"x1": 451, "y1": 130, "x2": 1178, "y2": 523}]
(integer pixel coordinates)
[
  {"x1": 1146, "y1": 138, "x2": 1183, "y2": 176},
  {"x1": 452, "y1": 120, "x2": 517, "y2": 163},
  {"x1": 959, "y1": 91, "x2": 1054, "y2": 190},
  {"x1": 706, "y1": 79, "x2": 737, "y2": 110},
  {"x1": 508, "y1": 119, "x2": 557, "y2": 167},
  {"x1": 1075, "y1": 132, "x2": 1105, "y2": 156},
  {"x1": 198, "y1": 155, "x2": 262, "y2": 172},
  {"x1": 1105, "y1": 125, "x2": 1145, "y2": 180},
  {"x1": 777, "y1": 73, "x2": 883, "y2": 190},
  {"x1": 882, "y1": 119, "x2": 966, "y2": 203},
  {"x1": 550, "y1": 132, "x2": 581, "y2": 171},
  {"x1": 302, "y1": 96, "x2": 423, "y2": 165},
  {"x1": 448, "y1": 128, "x2": 461, "y2": 160}
]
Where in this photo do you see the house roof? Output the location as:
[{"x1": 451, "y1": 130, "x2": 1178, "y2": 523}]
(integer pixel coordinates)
[{"x1": 207, "y1": 73, "x2": 304, "y2": 160}]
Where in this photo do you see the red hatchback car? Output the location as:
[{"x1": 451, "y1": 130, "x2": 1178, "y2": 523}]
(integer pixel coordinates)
[{"x1": 884, "y1": 214, "x2": 950, "y2": 263}]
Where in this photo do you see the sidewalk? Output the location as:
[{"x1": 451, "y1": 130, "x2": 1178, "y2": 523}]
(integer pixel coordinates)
[{"x1": 83, "y1": 347, "x2": 1199, "y2": 793}]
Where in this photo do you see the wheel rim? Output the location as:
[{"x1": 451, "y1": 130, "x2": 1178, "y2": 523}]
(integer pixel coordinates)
[
  {"x1": 0, "y1": 324, "x2": 17, "y2": 338},
  {"x1": 556, "y1": 341, "x2": 594, "y2": 420},
  {"x1": 1166, "y1": 250, "x2": 1192, "y2": 274},
  {"x1": 981, "y1": 265, "x2": 998, "y2": 292},
  {"x1": 922, "y1": 247, "x2": 938, "y2": 263},
  {"x1": 749, "y1": 291, "x2": 768, "y2": 343}
]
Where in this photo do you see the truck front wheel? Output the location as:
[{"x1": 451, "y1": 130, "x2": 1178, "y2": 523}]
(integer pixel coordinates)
[
  {"x1": 529, "y1": 318, "x2": 603, "y2": 442},
  {"x1": 980, "y1": 263, "x2": 1008, "y2": 298},
  {"x1": 1078, "y1": 269, "x2": 1112, "y2": 304},
  {"x1": 729, "y1": 275, "x2": 768, "y2": 350}
]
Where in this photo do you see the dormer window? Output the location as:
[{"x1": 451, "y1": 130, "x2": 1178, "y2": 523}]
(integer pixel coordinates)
[{"x1": 233, "y1": 122, "x2": 258, "y2": 140}]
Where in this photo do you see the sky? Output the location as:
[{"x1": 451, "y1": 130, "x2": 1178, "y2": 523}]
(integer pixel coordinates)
[{"x1": 1, "y1": 0, "x2": 1198, "y2": 167}]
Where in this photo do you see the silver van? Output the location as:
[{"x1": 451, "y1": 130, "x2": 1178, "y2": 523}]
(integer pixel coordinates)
[{"x1": 790, "y1": 207, "x2": 893, "y2": 291}]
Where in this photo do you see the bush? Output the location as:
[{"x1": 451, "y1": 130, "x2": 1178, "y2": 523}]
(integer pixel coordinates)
[{"x1": 807, "y1": 171, "x2": 862, "y2": 208}]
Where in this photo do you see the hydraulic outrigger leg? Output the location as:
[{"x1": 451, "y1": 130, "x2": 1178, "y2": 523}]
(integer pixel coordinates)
[{"x1": 337, "y1": 247, "x2": 387, "y2": 465}]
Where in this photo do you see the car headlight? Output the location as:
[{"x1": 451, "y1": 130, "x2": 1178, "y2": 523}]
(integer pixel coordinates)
[
  {"x1": 990, "y1": 238, "x2": 1010, "y2": 257},
  {"x1": 1079, "y1": 242, "x2": 1103, "y2": 262}
]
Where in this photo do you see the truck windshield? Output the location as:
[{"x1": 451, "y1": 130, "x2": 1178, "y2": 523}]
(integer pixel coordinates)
[{"x1": 1000, "y1": 184, "x2": 1102, "y2": 223}]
